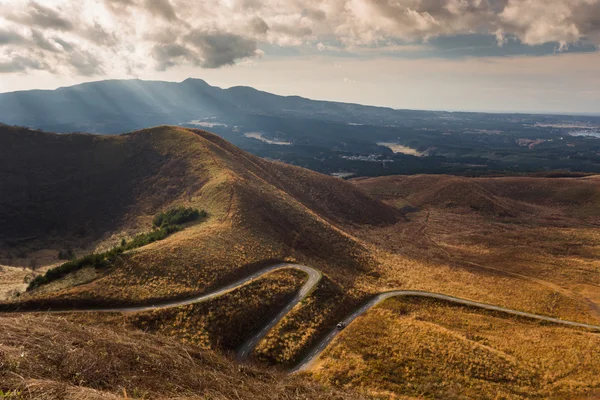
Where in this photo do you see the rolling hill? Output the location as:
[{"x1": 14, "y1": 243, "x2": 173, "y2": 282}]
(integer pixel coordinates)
[
  {"x1": 0, "y1": 123, "x2": 399, "y2": 305},
  {"x1": 1, "y1": 124, "x2": 600, "y2": 399},
  {"x1": 0, "y1": 313, "x2": 366, "y2": 400}
]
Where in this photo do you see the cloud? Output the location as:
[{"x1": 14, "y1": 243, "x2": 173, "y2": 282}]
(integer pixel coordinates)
[
  {"x1": 68, "y1": 49, "x2": 105, "y2": 75},
  {"x1": 250, "y1": 17, "x2": 269, "y2": 35},
  {"x1": 151, "y1": 43, "x2": 194, "y2": 71},
  {"x1": 185, "y1": 31, "x2": 261, "y2": 68},
  {"x1": 0, "y1": 54, "x2": 46, "y2": 72},
  {"x1": 0, "y1": 29, "x2": 26, "y2": 46},
  {"x1": 82, "y1": 22, "x2": 119, "y2": 46},
  {"x1": 1, "y1": 0, "x2": 600, "y2": 77},
  {"x1": 143, "y1": 0, "x2": 179, "y2": 21},
  {"x1": 30, "y1": 29, "x2": 60, "y2": 52},
  {"x1": 8, "y1": 1, "x2": 74, "y2": 31}
]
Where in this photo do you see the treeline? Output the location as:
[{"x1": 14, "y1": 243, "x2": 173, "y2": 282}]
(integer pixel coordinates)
[
  {"x1": 153, "y1": 207, "x2": 207, "y2": 228},
  {"x1": 27, "y1": 207, "x2": 206, "y2": 291}
]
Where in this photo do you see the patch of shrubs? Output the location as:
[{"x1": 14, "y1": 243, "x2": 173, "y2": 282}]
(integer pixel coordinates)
[
  {"x1": 28, "y1": 251, "x2": 118, "y2": 290},
  {"x1": 153, "y1": 206, "x2": 206, "y2": 228},
  {"x1": 27, "y1": 207, "x2": 206, "y2": 291},
  {"x1": 121, "y1": 224, "x2": 181, "y2": 250}
]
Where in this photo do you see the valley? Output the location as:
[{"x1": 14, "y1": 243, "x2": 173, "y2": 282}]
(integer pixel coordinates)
[{"x1": 2, "y1": 79, "x2": 600, "y2": 178}]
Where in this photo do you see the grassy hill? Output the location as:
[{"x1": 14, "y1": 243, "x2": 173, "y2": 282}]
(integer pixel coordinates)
[
  {"x1": 0, "y1": 313, "x2": 365, "y2": 400},
  {"x1": 312, "y1": 296, "x2": 600, "y2": 399},
  {"x1": 0, "y1": 125, "x2": 399, "y2": 294},
  {"x1": 1, "y1": 125, "x2": 599, "y2": 399}
]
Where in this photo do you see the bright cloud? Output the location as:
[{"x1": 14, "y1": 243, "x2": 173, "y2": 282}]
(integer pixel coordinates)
[{"x1": 0, "y1": 0, "x2": 599, "y2": 77}]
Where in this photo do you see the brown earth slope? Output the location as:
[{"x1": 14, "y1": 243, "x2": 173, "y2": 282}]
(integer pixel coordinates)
[
  {"x1": 0, "y1": 314, "x2": 366, "y2": 400},
  {"x1": 0, "y1": 125, "x2": 400, "y2": 303},
  {"x1": 352, "y1": 174, "x2": 600, "y2": 322}
]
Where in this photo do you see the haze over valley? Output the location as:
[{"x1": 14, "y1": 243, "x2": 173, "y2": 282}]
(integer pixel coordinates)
[{"x1": 2, "y1": 78, "x2": 600, "y2": 178}]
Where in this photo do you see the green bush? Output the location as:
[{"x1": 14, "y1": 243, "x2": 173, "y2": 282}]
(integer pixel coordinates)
[
  {"x1": 122, "y1": 225, "x2": 180, "y2": 251},
  {"x1": 27, "y1": 207, "x2": 206, "y2": 291},
  {"x1": 153, "y1": 207, "x2": 206, "y2": 228},
  {"x1": 28, "y1": 249, "x2": 121, "y2": 290}
]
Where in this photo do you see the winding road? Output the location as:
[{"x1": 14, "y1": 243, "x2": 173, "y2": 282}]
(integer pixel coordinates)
[{"x1": 6, "y1": 263, "x2": 600, "y2": 372}]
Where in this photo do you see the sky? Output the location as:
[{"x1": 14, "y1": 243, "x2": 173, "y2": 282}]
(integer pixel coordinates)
[{"x1": 0, "y1": 0, "x2": 599, "y2": 114}]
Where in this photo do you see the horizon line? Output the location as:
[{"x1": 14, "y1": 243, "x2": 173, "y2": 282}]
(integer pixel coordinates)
[{"x1": 1, "y1": 77, "x2": 599, "y2": 118}]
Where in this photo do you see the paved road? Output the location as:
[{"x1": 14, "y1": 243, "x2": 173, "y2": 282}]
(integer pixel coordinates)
[
  {"x1": 40, "y1": 263, "x2": 316, "y2": 315},
  {"x1": 292, "y1": 289, "x2": 600, "y2": 372},
  {"x1": 7, "y1": 263, "x2": 600, "y2": 371},
  {"x1": 236, "y1": 264, "x2": 321, "y2": 360}
]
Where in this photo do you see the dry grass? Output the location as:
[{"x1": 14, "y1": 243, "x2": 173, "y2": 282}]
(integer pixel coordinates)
[
  {"x1": 352, "y1": 175, "x2": 600, "y2": 324},
  {"x1": 5, "y1": 126, "x2": 389, "y2": 307},
  {"x1": 2, "y1": 127, "x2": 600, "y2": 398},
  {"x1": 67, "y1": 269, "x2": 307, "y2": 353},
  {"x1": 0, "y1": 314, "x2": 367, "y2": 400},
  {"x1": 0, "y1": 265, "x2": 31, "y2": 300},
  {"x1": 255, "y1": 276, "x2": 355, "y2": 366},
  {"x1": 311, "y1": 297, "x2": 600, "y2": 399}
]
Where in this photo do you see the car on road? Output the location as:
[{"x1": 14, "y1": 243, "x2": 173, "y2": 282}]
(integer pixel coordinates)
[{"x1": 336, "y1": 322, "x2": 346, "y2": 330}]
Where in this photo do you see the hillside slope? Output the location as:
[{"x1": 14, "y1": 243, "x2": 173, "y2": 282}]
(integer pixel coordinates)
[
  {"x1": 0, "y1": 314, "x2": 365, "y2": 400},
  {"x1": 352, "y1": 174, "x2": 600, "y2": 321},
  {"x1": 0, "y1": 124, "x2": 400, "y2": 302},
  {"x1": 2, "y1": 126, "x2": 600, "y2": 399},
  {"x1": 353, "y1": 174, "x2": 600, "y2": 223}
]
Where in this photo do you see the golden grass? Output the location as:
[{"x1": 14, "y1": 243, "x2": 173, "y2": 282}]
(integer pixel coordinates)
[
  {"x1": 0, "y1": 265, "x2": 30, "y2": 300},
  {"x1": 67, "y1": 269, "x2": 307, "y2": 353},
  {"x1": 255, "y1": 276, "x2": 355, "y2": 366},
  {"x1": 0, "y1": 314, "x2": 367, "y2": 400},
  {"x1": 2, "y1": 127, "x2": 600, "y2": 398},
  {"x1": 352, "y1": 175, "x2": 600, "y2": 324},
  {"x1": 311, "y1": 297, "x2": 600, "y2": 399}
]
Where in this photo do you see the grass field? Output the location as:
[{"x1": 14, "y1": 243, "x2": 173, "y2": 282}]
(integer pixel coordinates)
[
  {"x1": 1, "y1": 126, "x2": 599, "y2": 399},
  {"x1": 0, "y1": 314, "x2": 366, "y2": 400},
  {"x1": 311, "y1": 297, "x2": 600, "y2": 399},
  {"x1": 66, "y1": 269, "x2": 307, "y2": 353}
]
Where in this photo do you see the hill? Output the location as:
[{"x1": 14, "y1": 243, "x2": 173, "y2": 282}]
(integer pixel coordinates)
[
  {"x1": 353, "y1": 174, "x2": 600, "y2": 223},
  {"x1": 1, "y1": 126, "x2": 600, "y2": 399},
  {"x1": 0, "y1": 313, "x2": 365, "y2": 400},
  {"x1": 2, "y1": 79, "x2": 600, "y2": 178},
  {"x1": 351, "y1": 174, "x2": 600, "y2": 321},
  {"x1": 0, "y1": 124, "x2": 405, "y2": 322}
]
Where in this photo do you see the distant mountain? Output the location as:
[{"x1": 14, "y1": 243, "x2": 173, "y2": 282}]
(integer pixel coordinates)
[
  {"x1": 0, "y1": 78, "x2": 412, "y2": 134},
  {"x1": 3, "y1": 79, "x2": 600, "y2": 178},
  {"x1": 4, "y1": 78, "x2": 598, "y2": 135}
]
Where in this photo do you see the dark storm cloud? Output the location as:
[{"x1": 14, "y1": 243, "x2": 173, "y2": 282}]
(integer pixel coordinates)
[
  {"x1": 144, "y1": 0, "x2": 179, "y2": 21},
  {"x1": 9, "y1": 1, "x2": 74, "y2": 31},
  {"x1": 0, "y1": 29, "x2": 26, "y2": 46},
  {"x1": 185, "y1": 31, "x2": 260, "y2": 68}
]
